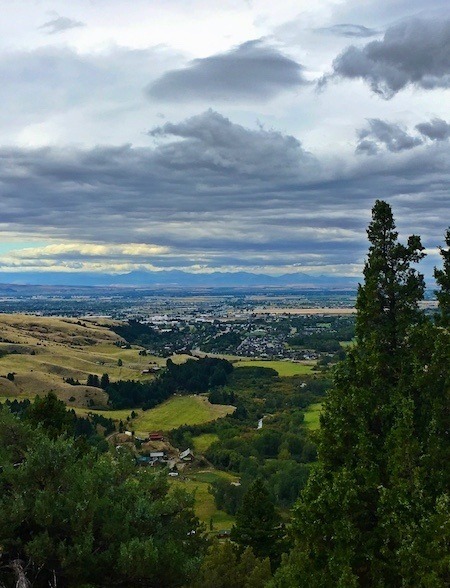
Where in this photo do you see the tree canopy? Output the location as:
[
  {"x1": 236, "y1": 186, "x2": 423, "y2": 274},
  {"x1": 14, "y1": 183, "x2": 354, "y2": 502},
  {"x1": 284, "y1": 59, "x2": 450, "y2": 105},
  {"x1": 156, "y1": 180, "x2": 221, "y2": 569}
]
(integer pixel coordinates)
[
  {"x1": 272, "y1": 201, "x2": 450, "y2": 587},
  {"x1": 0, "y1": 409, "x2": 204, "y2": 587}
]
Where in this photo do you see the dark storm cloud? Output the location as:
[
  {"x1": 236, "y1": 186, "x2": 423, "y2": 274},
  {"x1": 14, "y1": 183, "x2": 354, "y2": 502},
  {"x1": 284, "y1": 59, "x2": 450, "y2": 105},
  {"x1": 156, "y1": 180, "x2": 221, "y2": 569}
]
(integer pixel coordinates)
[
  {"x1": 39, "y1": 16, "x2": 85, "y2": 35},
  {"x1": 356, "y1": 119, "x2": 423, "y2": 155},
  {"x1": 315, "y1": 24, "x2": 379, "y2": 38},
  {"x1": 326, "y1": 17, "x2": 450, "y2": 98},
  {"x1": 0, "y1": 110, "x2": 448, "y2": 272},
  {"x1": 146, "y1": 40, "x2": 308, "y2": 102},
  {"x1": 148, "y1": 109, "x2": 318, "y2": 176},
  {"x1": 416, "y1": 118, "x2": 450, "y2": 141}
]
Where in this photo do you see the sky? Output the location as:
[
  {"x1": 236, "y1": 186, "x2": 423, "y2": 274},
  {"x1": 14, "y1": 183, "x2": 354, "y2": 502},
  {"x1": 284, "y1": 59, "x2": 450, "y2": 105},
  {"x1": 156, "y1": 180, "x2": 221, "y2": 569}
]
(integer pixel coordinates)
[{"x1": 0, "y1": 0, "x2": 449, "y2": 279}]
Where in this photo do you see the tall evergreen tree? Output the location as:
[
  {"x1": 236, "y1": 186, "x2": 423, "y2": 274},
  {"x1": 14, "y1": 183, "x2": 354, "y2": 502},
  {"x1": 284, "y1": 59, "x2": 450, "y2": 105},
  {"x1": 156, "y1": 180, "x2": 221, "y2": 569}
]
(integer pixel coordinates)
[
  {"x1": 231, "y1": 478, "x2": 284, "y2": 562},
  {"x1": 356, "y1": 199, "x2": 425, "y2": 365},
  {"x1": 272, "y1": 202, "x2": 449, "y2": 587},
  {"x1": 100, "y1": 372, "x2": 110, "y2": 389},
  {"x1": 434, "y1": 228, "x2": 450, "y2": 327}
]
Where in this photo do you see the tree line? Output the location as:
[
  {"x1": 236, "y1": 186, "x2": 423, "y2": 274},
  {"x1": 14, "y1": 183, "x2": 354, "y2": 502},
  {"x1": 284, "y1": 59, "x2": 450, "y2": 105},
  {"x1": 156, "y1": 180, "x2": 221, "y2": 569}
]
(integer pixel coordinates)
[{"x1": 105, "y1": 356, "x2": 233, "y2": 409}]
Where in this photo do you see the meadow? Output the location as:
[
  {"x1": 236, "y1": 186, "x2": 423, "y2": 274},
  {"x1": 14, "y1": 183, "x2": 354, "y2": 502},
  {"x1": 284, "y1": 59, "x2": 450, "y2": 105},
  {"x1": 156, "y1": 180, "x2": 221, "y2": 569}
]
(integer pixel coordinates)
[
  {"x1": 133, "y1": 395, "x2": 234, "y2": 433},
  {"x1": 303, "y1": 402, "x2": 322, "y2": 430},
  {"x1": 235, "y1": 359, "x2": 315, "y2": 377},
  {"x1": 192, "y1": 433, "x2": 220, "y2": 453},
  {"x1": 170, "y1": 469, "x2": 238, "y2": 530}
]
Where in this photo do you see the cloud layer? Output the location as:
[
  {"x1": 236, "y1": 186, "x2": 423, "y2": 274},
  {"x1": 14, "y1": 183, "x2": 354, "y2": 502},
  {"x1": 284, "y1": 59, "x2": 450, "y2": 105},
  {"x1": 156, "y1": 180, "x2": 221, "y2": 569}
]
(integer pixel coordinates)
[
  {"x1": 329, "y1": 17, "x2": 450, "y2": 98},
  {"x1": 0, "y1": 1, "x2": 449, "y2": 279},
  {"x1": 316, "y1": 24, "x2": 379, "y2": 38},
  {"x1": 39, "y1": 15, "x2": 85, "y2": 35},
  {"x1": 356, "y1": 117, "x2": 450, "y2": 154},
  {"x1": 0, "y1": 110, "x2": 448, "y2": 275},
  {"x1": 147, "y1": 40, "x2": 308, "y2": 102}
]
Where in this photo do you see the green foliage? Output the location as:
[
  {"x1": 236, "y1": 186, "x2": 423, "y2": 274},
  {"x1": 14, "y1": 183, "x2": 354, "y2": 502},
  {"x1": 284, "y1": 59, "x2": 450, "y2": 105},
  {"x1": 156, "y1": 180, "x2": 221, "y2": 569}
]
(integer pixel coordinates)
[
  {"x1": 201, "y1": 331, "x2": 243, "y2": 353},
  {"x1": 0, "y1": 410, "x2": 205, "y2": 587},
  {"x1": 209, "y1": 478, "x2": 244, "y2": 515},
  {"x1": 107, "y1": 357, "x2": 234, "y2": 409},
  {"x1": 26, "y1": 392, "x2": 74, "y2": 438},
  {"x1": 100, "y1": 373, "x2": 110, "y2": 389},
  {"x1": 87, "y1": 373, "x2": 100, "y2": 387},
  {"x1": 2, "y1": 393, "x2": 115, "y2": 453},
  {"x1": 171, "y1": 368, "x2": 324, "y2": 512},
  {"x1": 273, "y1": 201, "x2": 449, "y2": 587},
  {"x1": 231, "y1": 479, "x2": 285, "y2": 562},
  {"x1": 191, "y1": 542, "x2": 272, "y2": 588},
  {"x1": 435, "y1": 228, "x2": 450, "y2": 326},
  {"x1": 356, "y1": 199, "x2": 425, "y2": 359}
]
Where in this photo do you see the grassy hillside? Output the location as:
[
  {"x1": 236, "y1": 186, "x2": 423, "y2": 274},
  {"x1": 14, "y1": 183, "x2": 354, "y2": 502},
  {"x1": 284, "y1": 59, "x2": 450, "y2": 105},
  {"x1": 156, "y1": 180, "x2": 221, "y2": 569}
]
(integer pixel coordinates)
[
  {"x1": 71, "y1": 396, "x2": 234, "y2": 433},
  {"x1": 0, "y1": 314, "x2": 165, "y2": 406},
  {"x1": 170, "y1": 469, "x2": 238, "y2": 530},
  {"x1": 133, "y1": 395, "x2": 234, "y2": 433}
]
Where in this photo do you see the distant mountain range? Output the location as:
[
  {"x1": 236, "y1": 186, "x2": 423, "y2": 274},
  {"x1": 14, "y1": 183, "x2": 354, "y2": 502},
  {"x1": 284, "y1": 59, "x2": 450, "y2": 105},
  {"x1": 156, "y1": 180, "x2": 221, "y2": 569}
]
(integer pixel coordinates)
[{"x1": 0, "y1": 269, "x2": 361, "y2": 289}]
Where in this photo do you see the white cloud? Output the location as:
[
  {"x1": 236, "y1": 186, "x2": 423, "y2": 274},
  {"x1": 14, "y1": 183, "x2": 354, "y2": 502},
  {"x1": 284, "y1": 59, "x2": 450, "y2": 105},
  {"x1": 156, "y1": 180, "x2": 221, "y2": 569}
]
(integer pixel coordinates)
[{"x1": 0, "y1": 0, "x2": 448, "y2": 277}]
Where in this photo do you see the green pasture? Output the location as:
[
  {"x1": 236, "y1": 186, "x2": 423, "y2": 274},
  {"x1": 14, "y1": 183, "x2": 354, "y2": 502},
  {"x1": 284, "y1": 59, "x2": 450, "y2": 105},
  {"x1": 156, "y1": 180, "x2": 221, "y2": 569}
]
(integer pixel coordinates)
[
  {"x1": 133, "y1": 396, "x2": 234, "y2": 433},
  {"x1": 171, "y1": 469, "x2": 238, "y2": 530},
  {"x1": 304, "y1": 402, "x2": 323, "y2": 430},
  {"x1": 192, "y1": 433, "x2": 219, "y2": 453},
  {"x1": 235, "y1": 360, "x2": 315, "y2": 377},
  {"x1": 189, "y1": 469, "x2": 237, "y2": 485}
]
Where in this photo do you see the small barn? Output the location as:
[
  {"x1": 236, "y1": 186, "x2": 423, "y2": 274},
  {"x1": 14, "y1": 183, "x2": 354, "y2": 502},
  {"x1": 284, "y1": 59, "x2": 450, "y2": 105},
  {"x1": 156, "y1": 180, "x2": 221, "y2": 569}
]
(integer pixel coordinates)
[{"x1": 179, "y1": 448, "x2": 194, "y2": 461}]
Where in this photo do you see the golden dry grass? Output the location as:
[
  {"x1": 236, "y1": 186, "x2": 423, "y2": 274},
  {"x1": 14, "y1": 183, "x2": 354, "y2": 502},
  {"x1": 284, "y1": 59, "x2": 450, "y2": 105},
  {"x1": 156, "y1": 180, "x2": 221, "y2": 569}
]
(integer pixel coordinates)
[{"x1": 0, "y1": 314, "x2": 164, "y2": 406}]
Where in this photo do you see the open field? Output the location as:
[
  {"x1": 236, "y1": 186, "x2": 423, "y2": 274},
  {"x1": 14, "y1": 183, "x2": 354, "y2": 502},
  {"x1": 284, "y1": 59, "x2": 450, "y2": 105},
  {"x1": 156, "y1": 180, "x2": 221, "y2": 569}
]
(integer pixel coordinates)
[
  {"x1": 69, "y1": 397, "x2": 233, "y2": 432},
  {"x1": 0, "y1": 314, "x2": 166, "y2": 406},
  {"x1": 235, "y1": 360, "x2": 315, "y2": 377},
  {"x1": 192, "y1": 433, "x2": 220, "y2": 453},
  {"x1": 304, "y1": 402, "x2": 323, "y2": 430},
  {"x1": 133, "y1": 396, "x2": 234, "y2": 433},
  {"x1": 73, "y1": 407, "x2": 134, "y2": 421},
  {"x1": 192, "y1": 350, "x2": 243, "y2": 362},
  {"x1": 170, "y1": 469, "x2": 238, "y2": 530}
]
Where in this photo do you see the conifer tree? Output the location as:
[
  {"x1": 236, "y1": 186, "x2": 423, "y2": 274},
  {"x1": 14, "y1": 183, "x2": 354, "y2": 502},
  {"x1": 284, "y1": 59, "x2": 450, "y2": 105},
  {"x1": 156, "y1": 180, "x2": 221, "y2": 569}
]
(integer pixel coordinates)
[
  {"x1": 356, "y1": 199, "x2": 425, "y2": 365},
  {"x1": 100, "y1": 372, "x2": 110, "y2": 389},
  {"x1": 231, "y1": 478, "x2": 283, "y2": 561},
  {"x1": 272, "y1": 202, "x2": 449, "y2": 587},
  {"x1": 434, "y1": 228, "x2": 450, "y2": 326}
]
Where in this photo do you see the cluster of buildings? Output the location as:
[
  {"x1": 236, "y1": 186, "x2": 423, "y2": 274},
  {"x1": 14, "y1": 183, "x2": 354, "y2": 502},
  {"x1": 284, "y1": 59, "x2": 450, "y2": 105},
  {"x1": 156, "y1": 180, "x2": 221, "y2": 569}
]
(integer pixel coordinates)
[{"x1": 236, "y1": 334, "x2": 319, "y2": 360}]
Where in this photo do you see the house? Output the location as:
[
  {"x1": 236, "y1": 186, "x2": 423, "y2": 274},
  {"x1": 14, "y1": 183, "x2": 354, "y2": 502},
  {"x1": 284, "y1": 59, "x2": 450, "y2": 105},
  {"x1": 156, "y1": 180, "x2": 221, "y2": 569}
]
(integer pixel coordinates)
[
  {"x1": 149, "y1": 432, "x2": 164, "y2": 441},
  {"x1": 149, "y1": 451, "x2": 165, "y2": 460},
  {"x1": 179, "y1": 448, "x2": 194, "y2": 461}
]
